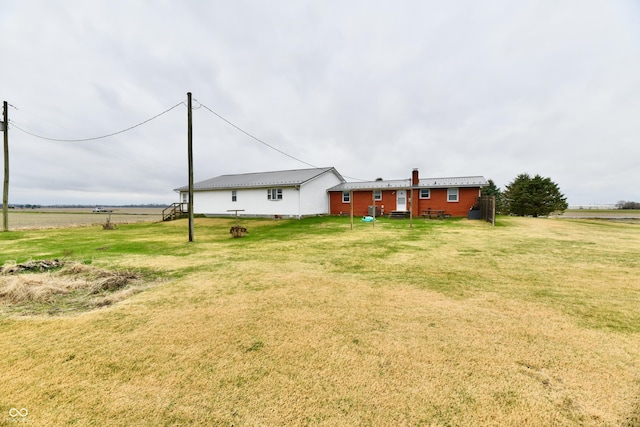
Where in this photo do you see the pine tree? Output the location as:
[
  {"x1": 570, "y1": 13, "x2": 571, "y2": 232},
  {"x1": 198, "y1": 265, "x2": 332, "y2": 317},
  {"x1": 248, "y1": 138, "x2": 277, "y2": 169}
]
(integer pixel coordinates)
[
  {"x1": 503, "y1": 174, "x2": 568, "y2": 217},
  {"x1": 481, "y1": 179, "x2": 502, "y2": 212}
]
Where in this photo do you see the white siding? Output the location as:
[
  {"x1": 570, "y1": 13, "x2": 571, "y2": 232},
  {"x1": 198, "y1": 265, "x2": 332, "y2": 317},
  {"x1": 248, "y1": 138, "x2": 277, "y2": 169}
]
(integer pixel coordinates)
[
  {"x1": 185, "y1": 169, "x2": 343, "y2": 217},
  {"x1": 193, "y1": 187, "x2": 298, "y2": 217},
  {"x1": 299, "y1": 170, "x2": 343, "y2": 215}
]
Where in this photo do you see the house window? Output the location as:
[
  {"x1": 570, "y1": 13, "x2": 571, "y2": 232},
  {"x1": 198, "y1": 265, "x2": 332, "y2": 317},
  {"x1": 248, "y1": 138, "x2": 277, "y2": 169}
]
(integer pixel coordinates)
[
  {"x1": 447, "y1": 188, "x2": 459, "y2": 202},
  {"x1": 267, "y1": 188, "x2": 283, "y2": 201},
  {"x1": 181, "y1": 192, "x2": 188, "y2": 203},
  {"x1": 231, "y1": 190, "x2": 237, "y2": 202},
  {"x1": 420, "y1": 189, "x2": 430, "y2": 199},
  {"x1": 342, "y1": 191, "x2": 350, "y2": 203},
  {"x1": 373, "y1": 190, "x2": 382, "y2": 201}
]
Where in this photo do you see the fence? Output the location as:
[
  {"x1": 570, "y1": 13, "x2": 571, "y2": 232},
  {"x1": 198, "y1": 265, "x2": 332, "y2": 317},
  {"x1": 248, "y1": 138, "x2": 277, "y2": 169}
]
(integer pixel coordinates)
[{"x1": 477, "y1": 196, "x2": 496, "y2": 226}]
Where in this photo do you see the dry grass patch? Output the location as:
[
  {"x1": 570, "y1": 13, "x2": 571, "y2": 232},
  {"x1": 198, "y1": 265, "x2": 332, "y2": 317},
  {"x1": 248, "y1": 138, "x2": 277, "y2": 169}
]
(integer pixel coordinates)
[
  {"x1": 0, "y1": 261, "x2": 149, "y2": 316},
  {"x1": 2, "y1": 271, "x2": 638, "y2": 426}
]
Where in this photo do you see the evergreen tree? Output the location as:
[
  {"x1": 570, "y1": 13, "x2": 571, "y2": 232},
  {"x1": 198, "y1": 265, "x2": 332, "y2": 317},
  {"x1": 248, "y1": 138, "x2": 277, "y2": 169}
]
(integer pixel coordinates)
[
  {"x1": 503, "y1": 174, "x2": 568, "y2": 217},
  {"x1": 481, "y1": 179, "x2": 501, "y2": 198},
  {"x1": 481, "y1": 179, "x2": 502, "y2": 212}
]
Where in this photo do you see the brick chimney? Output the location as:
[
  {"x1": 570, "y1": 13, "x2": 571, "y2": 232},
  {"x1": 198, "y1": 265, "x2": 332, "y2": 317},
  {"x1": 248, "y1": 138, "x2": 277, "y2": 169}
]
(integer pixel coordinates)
[{"x1": 412, "y1": 168, "x2": 419, "y2": 186}]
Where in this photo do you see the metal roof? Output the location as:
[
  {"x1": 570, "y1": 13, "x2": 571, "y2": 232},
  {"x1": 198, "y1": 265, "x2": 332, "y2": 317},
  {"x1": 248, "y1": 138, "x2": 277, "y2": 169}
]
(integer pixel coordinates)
[
  {"x1": 174, "y1": 167, "x2": 343, "y2": 191},
  {"x1": 417, "y1": 176, "x2": 488, "y2": 187},
  {"x1": 328, "y1": 176, "x2": 488, "y2": 192},
  {"x1": 328, "y1": 180, "x2": 410, "y2": 191}
]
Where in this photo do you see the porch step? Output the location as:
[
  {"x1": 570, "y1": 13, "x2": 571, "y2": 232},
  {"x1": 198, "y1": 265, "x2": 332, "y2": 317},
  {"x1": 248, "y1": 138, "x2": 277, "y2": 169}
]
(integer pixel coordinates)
[
  {"x1": 162, "y1": 203, "x2": 188, "y2": 221},
  {"x1": 388, "y1": 210, "x2": 410, "y2": 219}
]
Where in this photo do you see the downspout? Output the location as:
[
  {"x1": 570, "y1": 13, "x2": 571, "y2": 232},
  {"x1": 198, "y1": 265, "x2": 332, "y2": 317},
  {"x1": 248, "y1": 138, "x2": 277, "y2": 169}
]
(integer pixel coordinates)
[{"x1": 296, "y1": 184, "x2": 301, "y2": 220}]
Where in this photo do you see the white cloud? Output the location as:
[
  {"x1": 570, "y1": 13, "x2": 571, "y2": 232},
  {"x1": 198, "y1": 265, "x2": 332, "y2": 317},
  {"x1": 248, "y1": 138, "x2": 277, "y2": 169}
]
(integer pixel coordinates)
[{"x1": 2, "y1": 0, "x2": 639, "y2": 205}]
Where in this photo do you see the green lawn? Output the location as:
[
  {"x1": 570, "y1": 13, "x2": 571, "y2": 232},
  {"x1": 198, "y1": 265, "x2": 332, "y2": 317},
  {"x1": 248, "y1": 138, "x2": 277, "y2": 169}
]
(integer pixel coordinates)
[{"x1": 1, "y1": 216, "x2": 639, "y2": 426}]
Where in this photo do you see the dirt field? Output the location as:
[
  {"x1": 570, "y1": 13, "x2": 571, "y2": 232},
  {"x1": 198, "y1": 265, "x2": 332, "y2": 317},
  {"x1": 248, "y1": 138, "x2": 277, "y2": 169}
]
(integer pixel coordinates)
[
  {"x1": 560, "y1": 209, "x2": 640, "y2": 219},
  {"x1": 3, "y1": 207, "x2": 165, "y2": 230}
]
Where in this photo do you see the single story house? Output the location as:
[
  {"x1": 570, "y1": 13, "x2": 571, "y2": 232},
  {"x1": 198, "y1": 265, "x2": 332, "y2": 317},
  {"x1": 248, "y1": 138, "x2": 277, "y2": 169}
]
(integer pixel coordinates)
[
  {"x1": 327, "y1": 169, "x2": 488, "y2": 218},
  {"x1": 174, "y1": 167, "x2": 488, "y2": 219},
  {"x1": 174, "y1": 167, "x2": 345, "y2": 218}
]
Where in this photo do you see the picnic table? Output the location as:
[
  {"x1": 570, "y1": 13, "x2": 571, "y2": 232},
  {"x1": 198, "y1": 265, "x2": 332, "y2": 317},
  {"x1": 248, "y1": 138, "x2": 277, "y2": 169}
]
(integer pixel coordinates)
[{"x1": 422, "y1": 209, "x2": 450, "y2": 219}]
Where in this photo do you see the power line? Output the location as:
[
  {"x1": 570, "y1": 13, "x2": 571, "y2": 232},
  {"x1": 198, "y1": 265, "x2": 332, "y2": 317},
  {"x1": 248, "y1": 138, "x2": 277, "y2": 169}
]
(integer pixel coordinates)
[
  {"x1": 193, "y1": 99, "x2": 319, "y2": 169},
  {"x1": 8, "y1": 96, "x2": 370, "y2": 181},
  {"x1": 195, "y1": 99, "x2": 369, "y2": 181},
  {"x1": 9, "y1": 101, "x2": 184, "y2": 142}
]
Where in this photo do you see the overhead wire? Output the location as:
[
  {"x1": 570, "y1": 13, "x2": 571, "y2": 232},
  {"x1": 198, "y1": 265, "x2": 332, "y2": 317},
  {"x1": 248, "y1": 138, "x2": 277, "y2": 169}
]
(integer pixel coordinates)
[
  {"x1": 195, "y1": 99, "x2": 369, "y2": 181},
  {"x1": 8, "y1": 96, "x2": 369, "y2": 181},
  {"x1": 9, "y1": 101, "x2": 184, "y2": 142},
  {"x1": 193, "y1": 99, "x2": 319, "y2": 169}
]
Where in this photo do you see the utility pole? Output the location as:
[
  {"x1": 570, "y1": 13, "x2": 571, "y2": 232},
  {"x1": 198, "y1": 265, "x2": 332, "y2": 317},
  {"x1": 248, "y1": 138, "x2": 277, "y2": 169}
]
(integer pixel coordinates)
[
  {"x1": 371, "y1": 191, "x2": 376, "y2": 228},
  {"x1": 187, "y1": 92, "x2": 194, "y2": 242},
  {"x1": 2, "y1": 101, "x2": 8, "y2": 232}
]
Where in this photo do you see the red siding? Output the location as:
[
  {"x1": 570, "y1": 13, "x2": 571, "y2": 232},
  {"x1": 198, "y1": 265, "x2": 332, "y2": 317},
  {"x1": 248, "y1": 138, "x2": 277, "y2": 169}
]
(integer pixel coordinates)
[
  {"x1": 330, "y1": 187, "x2": 481, "y2": 217},
  {"x1": 411, "y1": 187, "x2": 480, "y2": 217},
  {"x1": 330, "y1": 190, "x2": 398, "y2": 216},
  {"x1": 329, "y1": 191, "x2": 349, "y2": 215}
]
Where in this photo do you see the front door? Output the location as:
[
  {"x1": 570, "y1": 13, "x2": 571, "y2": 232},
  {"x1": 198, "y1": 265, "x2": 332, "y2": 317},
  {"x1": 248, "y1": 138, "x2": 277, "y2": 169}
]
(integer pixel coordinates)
[{"x1": 396, "y1": 190, "x2": 407, "y2": 211}]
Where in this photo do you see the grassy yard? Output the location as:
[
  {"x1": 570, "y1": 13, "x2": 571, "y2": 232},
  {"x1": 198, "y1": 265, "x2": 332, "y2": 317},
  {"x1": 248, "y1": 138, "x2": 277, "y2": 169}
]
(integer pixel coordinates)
[{"x1": 1, "y1": 216, "x2": 639, "y2": 426}]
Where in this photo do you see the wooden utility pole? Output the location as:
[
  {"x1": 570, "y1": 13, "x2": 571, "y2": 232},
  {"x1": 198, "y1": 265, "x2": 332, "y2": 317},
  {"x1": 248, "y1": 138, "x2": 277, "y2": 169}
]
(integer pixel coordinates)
[
  {"x1": 2, "y1": 101, "x2": 8, "y2": 232},
  {"x1": 371, "y1": 191, "x2": 376, "y2": 228},
  {"x1": 187, "y1": 92, "x2": 194, "y2": 242}
]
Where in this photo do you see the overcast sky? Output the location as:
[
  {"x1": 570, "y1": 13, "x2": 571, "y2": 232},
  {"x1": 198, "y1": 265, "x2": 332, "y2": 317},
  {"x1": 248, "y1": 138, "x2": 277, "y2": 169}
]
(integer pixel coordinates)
[{"x1": 2, "y1": 0, "x2": 639, "y2": 206}]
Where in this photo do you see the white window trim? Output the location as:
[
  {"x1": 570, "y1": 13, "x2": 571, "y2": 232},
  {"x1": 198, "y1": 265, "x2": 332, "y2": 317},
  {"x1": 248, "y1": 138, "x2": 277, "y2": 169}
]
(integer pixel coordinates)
[
  {"x1": 231, "y1": 190, "x2": 237, "y2": 202},
  {"x1": 267, "y1": 188, "x2": 283, "y2": 201},
  {"x1": 342, "y1": 191, "x2": 350, "y2": 203},
  {"x1": 447, "y1": 187, "x2": 459, "y2": 202},
  {"x1": 419, "y1": 189, "x2": 430, "y2": 199},
  {"x1": 373, "y1": 190, "x2": 382, "y2": 201}
]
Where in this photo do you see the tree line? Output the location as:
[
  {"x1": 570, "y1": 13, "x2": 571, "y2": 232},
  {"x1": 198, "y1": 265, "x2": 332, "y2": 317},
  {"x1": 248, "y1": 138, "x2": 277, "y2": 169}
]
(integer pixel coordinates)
[{"x1": 616, "y1": 201, "x2": 640, "y2": 210}]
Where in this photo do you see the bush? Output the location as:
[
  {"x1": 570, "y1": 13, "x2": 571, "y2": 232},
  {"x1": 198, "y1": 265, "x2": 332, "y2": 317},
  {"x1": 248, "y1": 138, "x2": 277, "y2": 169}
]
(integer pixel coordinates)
[{"x1": 229, "y1": 225, "x2": 248, "y2": 238}]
